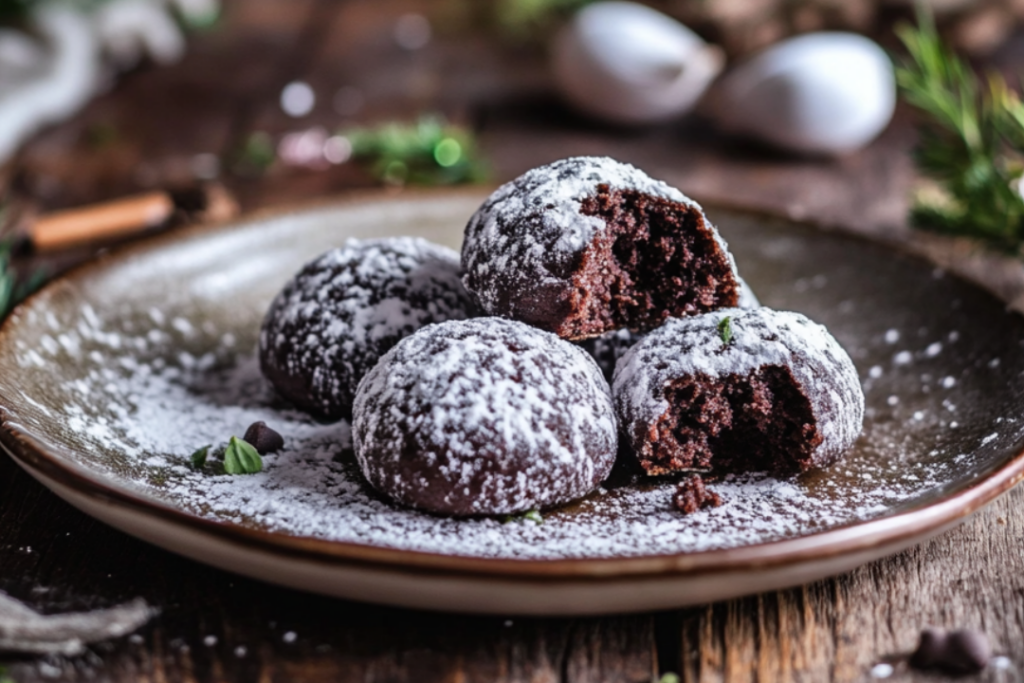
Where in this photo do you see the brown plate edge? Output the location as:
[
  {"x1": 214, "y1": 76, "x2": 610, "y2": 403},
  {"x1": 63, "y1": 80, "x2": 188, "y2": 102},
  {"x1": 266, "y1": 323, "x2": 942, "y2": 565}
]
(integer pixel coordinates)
[{"x1": 0, "y1": 188, "x2": 1022, "y2": 582}]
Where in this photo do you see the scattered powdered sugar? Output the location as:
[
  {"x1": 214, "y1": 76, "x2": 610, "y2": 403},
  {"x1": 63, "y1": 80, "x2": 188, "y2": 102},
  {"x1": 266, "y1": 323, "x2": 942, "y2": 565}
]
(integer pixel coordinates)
[
  {"x1": 258, "y1": 237, "x2": 475, "y2": 419},
  {"x1": 461, "y1": 157, "x2": 740, "y2": 318},
  {"x1": 2, "y1": 242, "x2": 1019, "y2": 561},
  {"x1": 614, "y1": 308, "x2": 865, "y2": 467},
  {"x1": 353, "y1": 318, "x2": 617, "y2": 515}
]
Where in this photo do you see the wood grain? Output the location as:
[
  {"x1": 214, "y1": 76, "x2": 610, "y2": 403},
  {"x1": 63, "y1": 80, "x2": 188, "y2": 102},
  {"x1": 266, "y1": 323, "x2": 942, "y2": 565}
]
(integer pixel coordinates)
[{"x1": 2, "y1": 1, "x2": 1024, "y2": 681}]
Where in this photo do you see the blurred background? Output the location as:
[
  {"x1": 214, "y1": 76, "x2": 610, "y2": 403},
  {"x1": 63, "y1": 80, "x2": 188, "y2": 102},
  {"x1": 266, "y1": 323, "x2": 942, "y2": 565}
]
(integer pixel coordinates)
[{"x1": 3, "y1": 0, "x2": 1024, "y2": 284}]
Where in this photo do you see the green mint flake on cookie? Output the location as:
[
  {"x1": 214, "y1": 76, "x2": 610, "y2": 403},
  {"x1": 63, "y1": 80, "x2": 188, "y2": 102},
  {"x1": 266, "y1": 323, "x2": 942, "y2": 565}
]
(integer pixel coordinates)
[{"x1": 718, "y1": 316, "x2": 733, "y2": 345}]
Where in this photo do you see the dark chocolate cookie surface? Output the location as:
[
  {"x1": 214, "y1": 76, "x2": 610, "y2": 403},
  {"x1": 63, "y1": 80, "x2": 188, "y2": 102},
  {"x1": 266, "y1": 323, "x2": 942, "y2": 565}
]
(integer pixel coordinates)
[
  {"x1": 462, "y1": 157, "x2": 742, "y2": 340},
  {"x1": 352, "y1": 317, "x2": 618, "y2": 516},
  {"x1": 259, "y1": 237, "x2": 475, "y2": 420},
  {"x1": 613, "y1": 308, "x2": 864, "y2": 475}
]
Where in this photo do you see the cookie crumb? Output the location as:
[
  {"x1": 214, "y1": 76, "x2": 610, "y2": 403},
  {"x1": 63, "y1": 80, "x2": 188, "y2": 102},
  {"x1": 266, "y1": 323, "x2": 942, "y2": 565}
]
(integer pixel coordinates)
[{"x1": 673, "y1": 475, "x2": 722, "y2": 514}]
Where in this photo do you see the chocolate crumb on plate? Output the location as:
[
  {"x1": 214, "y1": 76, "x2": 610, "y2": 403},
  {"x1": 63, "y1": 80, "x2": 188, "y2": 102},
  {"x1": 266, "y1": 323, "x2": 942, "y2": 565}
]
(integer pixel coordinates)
[
  {"x1": 910, "y1": 627, "x2": 991, "y2": 674},
  {"x1": 673, "y1": 474, "x2": 722, "y2": 514},
  {"x1": 243, "y1": 421, "x2": 284, "y2": 455}
]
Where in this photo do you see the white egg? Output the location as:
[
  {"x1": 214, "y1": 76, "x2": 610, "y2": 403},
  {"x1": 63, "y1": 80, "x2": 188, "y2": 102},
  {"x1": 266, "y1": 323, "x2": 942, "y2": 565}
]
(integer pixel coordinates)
[
  {"x1": 713, "y1": 32, "x2": 896, "y2": 154},
  {"x1": 552, "y1": 1, "x2": 724, "y2": 125}
]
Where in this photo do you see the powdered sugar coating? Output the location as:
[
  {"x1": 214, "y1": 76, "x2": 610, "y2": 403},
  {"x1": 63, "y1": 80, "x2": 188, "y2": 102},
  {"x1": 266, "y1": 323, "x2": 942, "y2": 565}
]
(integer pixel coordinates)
[
  {"x1": 614, "y1": 308, "x2": 864, "y2": 470},
  {"x1": 461, "y1": 156, "x2": 740, "y2": 331},
  {"x1": 259, "y1": 238, "x2": 475, "y2": 420},
  {"x1": 353, "y1": 317, "x2": 618, "y2": 516}
]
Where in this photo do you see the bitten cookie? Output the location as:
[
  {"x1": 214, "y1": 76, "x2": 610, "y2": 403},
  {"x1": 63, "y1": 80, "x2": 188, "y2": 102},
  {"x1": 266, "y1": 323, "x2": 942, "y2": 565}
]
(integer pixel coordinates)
[
  {"x1": 462, "y1": 156, "x2": 742, "y2": 340},
  {"x1": 613, "y1": 308, "x2": 863, "y2": 475},
  {"x1": 259, "y1": 237, "x2": 475, "y2": 420},
  {"x1": 352, "y1": 318, "x2": 618, "y2": 516}
]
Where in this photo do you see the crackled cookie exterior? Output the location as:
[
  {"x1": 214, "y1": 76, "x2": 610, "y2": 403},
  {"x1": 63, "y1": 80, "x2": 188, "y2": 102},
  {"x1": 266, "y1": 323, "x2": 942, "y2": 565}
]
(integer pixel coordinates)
[
  {"x1": 462, "y1": 156, "x2": 742, "y2": 340},
  {"x1": 353, "y1": 318, "x2": 618, "y2": 516},
  {"x1": 578, "y1": 275, "x2": 760, "y2": 382},
  {"x1": 613, "y1": 308, "x2": 863, "y2": 475},
  {"x1": 260, "y1": 237, "x2": 475, "y2": 421}
]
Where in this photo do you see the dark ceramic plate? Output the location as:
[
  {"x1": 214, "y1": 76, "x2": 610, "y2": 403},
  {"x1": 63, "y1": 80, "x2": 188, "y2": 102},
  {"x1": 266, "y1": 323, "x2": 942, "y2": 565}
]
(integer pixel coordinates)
[{"x1": 1, "y1": 191, "x2": 1022, "y2": 615}]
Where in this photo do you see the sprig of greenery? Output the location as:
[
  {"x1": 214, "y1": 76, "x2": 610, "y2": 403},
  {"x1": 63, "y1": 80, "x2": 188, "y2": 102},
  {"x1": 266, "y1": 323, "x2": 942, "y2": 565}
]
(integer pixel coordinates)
[
  {"x1": 0, "y1": 234, "x2": 48, "y2": 320},
  {"x1": 231, "y1": 131, "x2": 276, "y2": 177},
  {"x1": 493, "y1": 0, "x2": 593, "y2": 41},
  {"x1": 896, "y1": 9, "x2": 1024, "y2": 253},
  {"x1": 342, "y1": 116, "x2": 487, "y2": 187}
]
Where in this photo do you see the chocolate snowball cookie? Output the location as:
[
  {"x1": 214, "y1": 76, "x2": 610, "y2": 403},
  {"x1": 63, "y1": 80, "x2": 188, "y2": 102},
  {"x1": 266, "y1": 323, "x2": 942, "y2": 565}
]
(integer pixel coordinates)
[
  {"x1": 578, "y1": 276, "x2": 760, "y2": 382},
  {"x1": 462, "y1": 156, "x2": 742, "y2": 340},
  {"x1": 353, "y1": 318, "x2": 618, "y2": 516},
  {"x1": 260, "y1": 237, "x2": 475, "y2": 421},
  {"x1": 613, "y1": 308, "x2": 863, "y2": 476}
]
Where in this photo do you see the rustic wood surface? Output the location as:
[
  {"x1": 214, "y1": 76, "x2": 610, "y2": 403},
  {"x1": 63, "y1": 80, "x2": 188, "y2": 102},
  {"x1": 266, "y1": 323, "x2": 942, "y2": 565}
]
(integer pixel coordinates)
[{"x1": 2, "y1": 1, "x2": 1024, "y2": 681}]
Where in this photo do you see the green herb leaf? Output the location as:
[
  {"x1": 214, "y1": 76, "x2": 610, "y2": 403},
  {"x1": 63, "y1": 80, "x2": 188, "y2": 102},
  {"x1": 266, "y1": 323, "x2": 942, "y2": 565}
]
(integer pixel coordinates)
[
  {"x1": 718, "y1": 316, "x2": 733, "y2": 345},
  {"x1": 232, "y1": 131, "x2": 275, "y2": 176},
  {"x1": 503, "y1": 509, "x2": 544, "y2": 524},
  {"x1": 494, "y1": 0, "x2": 594, "y2": 42},
  {"x1": 0, "y1": 664, "x2": 14, "y2": 683},
  {"x1": 341, "y1": 115, "x2": 488, "y2": 187},
  {"x1": 896, "y1": 9, "x2": 1024, "y2": 253},
  {"x1": 190, "y1": 444, "x2": 211, "y2": 469},
  {"x1": 658, "y1": 674, "x2": 681, "y2": 683},
  {"x1": 223, "y1": 436, "x2": 262, "y2": 475}
]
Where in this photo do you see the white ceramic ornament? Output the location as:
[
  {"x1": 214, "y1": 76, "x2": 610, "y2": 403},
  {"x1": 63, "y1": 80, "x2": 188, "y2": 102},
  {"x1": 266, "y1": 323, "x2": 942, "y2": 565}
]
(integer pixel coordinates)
[
  {"x1": 93, "y1": 0, "x2": 186, "y2": 68},
  {"x1": 0, "y1": 5, "x2": 100, "y2": 164},
  {"x1": 551, "y1": 1, "x2": 724, "y2": 125},
  {"x1": 713, "y1": 32, "x2": 896, "y2": 155}
]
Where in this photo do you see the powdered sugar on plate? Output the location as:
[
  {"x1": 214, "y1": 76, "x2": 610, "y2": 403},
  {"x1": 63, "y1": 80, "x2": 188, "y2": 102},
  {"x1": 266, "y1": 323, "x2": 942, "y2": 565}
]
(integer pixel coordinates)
[
  {"x1": 2, "y1": 296, "x2": 1016, "y2": 562},
  {"x1": 2, "y1": 203, "x2": 1023, "y2": 562}
]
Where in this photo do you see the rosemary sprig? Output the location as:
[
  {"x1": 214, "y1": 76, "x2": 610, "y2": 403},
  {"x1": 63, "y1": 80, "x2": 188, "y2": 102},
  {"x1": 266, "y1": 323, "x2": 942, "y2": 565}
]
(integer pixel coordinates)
[
  {"x1": 0, "y1": 235, "x2": 47, "y2": 320},
  {"x1": 896, "y1": 10, "x2": 1024, "y2": 253},
  {"x1": 342, "y1": 116, "x2": 487, "y2": 187}
]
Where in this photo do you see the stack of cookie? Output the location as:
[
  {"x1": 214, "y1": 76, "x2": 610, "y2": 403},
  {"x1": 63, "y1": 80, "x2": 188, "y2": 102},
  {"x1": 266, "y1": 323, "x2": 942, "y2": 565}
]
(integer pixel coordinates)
[{"x1": 259, "y1": 157, "x2": 864, "y2": 517}]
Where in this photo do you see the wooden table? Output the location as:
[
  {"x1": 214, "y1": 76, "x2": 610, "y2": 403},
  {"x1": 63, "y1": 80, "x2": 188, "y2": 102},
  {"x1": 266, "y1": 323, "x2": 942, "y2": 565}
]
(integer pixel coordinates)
[{"x1": 2, "y1": 2, "x2": 1023, "y2": 681}]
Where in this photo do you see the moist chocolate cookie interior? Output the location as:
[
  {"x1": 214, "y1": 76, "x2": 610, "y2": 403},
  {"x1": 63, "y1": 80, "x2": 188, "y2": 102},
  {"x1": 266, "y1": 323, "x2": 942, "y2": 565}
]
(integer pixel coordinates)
[
  {"x1": 641, "y1": 365, "x2": 822, "y2": 475},
  {"x1": 569, "y1": 185, "x2": 738, "y2": 338}
]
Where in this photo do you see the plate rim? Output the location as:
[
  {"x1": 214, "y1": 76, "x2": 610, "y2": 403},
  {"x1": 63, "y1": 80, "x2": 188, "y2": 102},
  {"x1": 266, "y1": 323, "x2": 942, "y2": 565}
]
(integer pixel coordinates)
[{"x1": 2, "y1": 189, "x2": 1023, "y2": 581}]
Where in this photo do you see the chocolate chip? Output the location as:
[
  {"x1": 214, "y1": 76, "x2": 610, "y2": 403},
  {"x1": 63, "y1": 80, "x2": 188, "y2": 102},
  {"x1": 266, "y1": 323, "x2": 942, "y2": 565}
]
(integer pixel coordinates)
[
  {"x1": 909, "y1": 628, "x2": 946, "y2": 669},
  {"x1": 910, "y1": 627, "x2": 990, "y2": 674},
  {"x1": 242, "y1": 421, "x2": 284, "y2": 454},
  {"x1": 945, "y1": 630, "x2": 992, "y2": 673}
]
